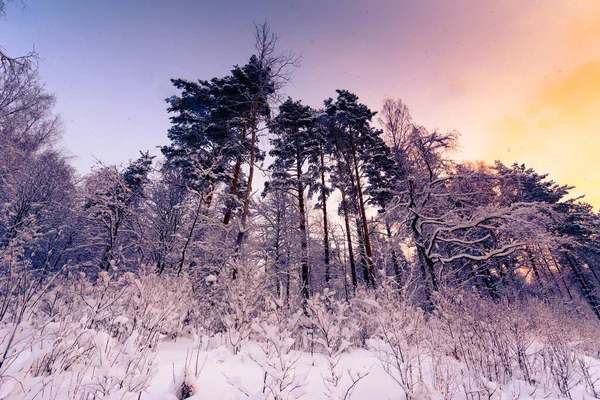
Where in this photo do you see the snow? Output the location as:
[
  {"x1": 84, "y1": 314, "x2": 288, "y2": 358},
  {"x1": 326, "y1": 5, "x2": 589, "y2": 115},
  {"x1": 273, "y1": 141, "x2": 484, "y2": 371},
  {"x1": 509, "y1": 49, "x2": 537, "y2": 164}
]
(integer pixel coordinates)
[
  {"x1": 144, "y1": 337, "x2": 395, "y2": 400},
  {"x1": 1, "y1": 327, "x2": 599, "y2": 399},
  {"x1": 138, "y1": 337, "x2": 600, "y2": 400},
  {"x1": 1, "y1": 273, "x2": 599, "y2": 400}
]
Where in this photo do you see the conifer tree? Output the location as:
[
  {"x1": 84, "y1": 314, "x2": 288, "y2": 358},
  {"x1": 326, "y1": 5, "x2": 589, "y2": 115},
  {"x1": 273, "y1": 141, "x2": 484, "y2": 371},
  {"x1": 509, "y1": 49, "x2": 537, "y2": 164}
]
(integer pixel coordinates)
[
  {"x1": 308, "y1": 115, "x2": 333, "y2": 284},
  {"x1": 324, "y1": 90, "x2": 380, "y2": 287},
  {"x1": 268, "y1": 98, "x2": 318, "y2": 301}
]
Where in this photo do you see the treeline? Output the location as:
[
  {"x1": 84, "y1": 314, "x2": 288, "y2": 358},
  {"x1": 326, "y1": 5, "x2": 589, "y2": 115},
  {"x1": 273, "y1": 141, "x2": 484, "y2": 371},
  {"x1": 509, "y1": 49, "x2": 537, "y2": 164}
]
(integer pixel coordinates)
[{"x1": 1, "y1": 24, "x2": 600, "y2": 321}]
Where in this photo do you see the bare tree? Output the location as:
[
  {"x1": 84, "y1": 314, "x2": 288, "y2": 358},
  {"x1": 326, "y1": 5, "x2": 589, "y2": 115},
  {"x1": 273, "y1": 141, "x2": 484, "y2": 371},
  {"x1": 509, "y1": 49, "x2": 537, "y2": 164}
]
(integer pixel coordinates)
[{"x1": 0, "y1": 1, "x2": 38, "y2": 70}]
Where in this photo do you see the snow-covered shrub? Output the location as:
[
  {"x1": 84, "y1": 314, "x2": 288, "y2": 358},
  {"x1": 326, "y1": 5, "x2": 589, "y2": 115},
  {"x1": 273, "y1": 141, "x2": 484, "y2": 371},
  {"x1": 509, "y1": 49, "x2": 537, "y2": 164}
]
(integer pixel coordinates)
[
  {"x1": 249, "y1": 315, "x2": 308, "y2": 399},
  {"x1": 304, "y1": 289, "x2": 367, "y2": 400},
  {"x1": 430, "y1": 289, "x2": 600, "y2": 399},
  {"x1": 122, "y1": 269, "x2": 197, "y2": 346},
  {"x1": 577, "y1": 356, "x2": 600, "y2": 399},
  {"x1": 366, "y1": 295, "x2": 426, "y2": 399},
  {"x1": 0, "y1": 266, "x2": 197, "y2": 399},
  {"x1": 213, "y1": 262, "x2": 267, "y2": 355},
  {"x1": 540, "y1": 333, "x2": 579, "y2": 399},
  {"x1": 47, "y1": 267, "x2": 196, "y2": 347},
  {"x1": 304, "y1": 289, "x2": 353, "y2": 355},
  {"x1": 347, "y1": 287, "x2": 380, "y2": 348},
  {"x1": 0, "y1": 322, "x2": 156, "y2": 399},
  {"x1": 433, "y1": 291, "x2": 522, "y2": 386},
  {"x1": 0, "y1": 237, "x2": 70, "y2": 387}
]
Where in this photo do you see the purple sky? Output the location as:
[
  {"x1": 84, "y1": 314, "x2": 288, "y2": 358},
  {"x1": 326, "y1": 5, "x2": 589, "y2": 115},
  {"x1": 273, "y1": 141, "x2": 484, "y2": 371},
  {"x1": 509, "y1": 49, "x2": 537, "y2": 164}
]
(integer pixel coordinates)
[{"x1": 3, "y1": 0, "x2": 600, "y2": 205}]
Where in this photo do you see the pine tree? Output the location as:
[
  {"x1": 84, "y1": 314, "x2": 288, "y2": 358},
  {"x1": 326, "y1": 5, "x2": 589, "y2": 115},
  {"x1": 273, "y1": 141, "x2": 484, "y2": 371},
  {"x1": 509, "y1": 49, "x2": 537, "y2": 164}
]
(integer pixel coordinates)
[
  {"x1": 308, "y1": 115, "x2": 333, "y2": 284},
  {"x1": 162, "y1": 74, "x2": 245, "y2": 201},
  {"x1": 268, "y1": 98, "x2": 318, "y2": 302},
  {"x1": 324, "y1": 90, "x2": 380, "y2": 287}
]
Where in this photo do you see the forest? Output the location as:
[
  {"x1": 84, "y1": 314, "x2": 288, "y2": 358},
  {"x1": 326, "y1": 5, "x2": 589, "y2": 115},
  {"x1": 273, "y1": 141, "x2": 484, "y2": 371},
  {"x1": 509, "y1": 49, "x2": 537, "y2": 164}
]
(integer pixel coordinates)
[{"x1": 1, "y1": 21, "x2": 600, "y2": 400}]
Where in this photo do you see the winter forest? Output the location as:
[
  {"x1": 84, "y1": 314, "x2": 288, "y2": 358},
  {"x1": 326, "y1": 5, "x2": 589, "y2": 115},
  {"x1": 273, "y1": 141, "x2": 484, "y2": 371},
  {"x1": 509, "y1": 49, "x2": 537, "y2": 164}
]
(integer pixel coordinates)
[{"x1": 2, "y1": 13, "x2": 600, "y2": 400}]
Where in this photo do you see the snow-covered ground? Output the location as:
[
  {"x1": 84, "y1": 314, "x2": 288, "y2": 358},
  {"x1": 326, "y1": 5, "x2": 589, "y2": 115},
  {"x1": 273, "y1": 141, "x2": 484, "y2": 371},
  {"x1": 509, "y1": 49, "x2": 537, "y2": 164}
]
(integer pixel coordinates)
[
  {"x1": 146, "y1": 337, "x2": 387, "y2": 399},
  {"x1": 2, "y1": 325, "x2": 599, "y2": 400},
  {"x1": 144, "y1": 336, "x2": 600, "y2": 400},
  {"x1": 2, "y1": 274, "x2": 599, "y2": 400}
]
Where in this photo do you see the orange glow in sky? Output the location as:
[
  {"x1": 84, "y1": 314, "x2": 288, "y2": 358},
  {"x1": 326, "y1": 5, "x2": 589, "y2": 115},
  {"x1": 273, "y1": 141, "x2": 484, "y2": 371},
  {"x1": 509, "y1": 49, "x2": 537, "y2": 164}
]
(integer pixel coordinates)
[
  {"x1": 451, "y1": 1, "x2": 600, "y2": 207},
  {"x1": 3, "y1": 0, "x2": 599, "y2": 208}
]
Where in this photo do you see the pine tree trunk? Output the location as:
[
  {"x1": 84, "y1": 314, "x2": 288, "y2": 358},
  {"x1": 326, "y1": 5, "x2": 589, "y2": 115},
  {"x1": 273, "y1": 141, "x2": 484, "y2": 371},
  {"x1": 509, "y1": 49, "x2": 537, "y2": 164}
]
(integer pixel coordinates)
[
  {"x1": 235, "y1": 101, "x2": 260, "y2": 255},
  {"x1": 336, "y1": 161, "x2": 358, "y2": 289},
  {"x1": 356, "y1": 218, "x2": 371, "y2": 286},
  {"x1": 549, "y1": 248, "x2": 574, "y2": 300},
  {"x1": 297, "y1": 149, "x2": 310, "y2": 301},
  {"x1": 319, "y1": 142, "x2": 331, "y2": 283},
  {"x1": 349, "y1": 135, "x2": 376, "y2": 287},
  {"x1": 274, "y1": 205, "x2": 282, "y2": 298},
  {"x1": 580, "y1": 251, "x2": 600, "y2": 286},
  {"x1": 223, "y1": 156, "x2": 242, "y2": 225},
  {"x1": 536, "y1": 244, "x2": 565, "y2": 298},
  {"x1": 223, "y1": 120, "x2": 248, "y2": 226},
  {"x1": 177, "y1": 196, "x2": 204, "y2": 276}
]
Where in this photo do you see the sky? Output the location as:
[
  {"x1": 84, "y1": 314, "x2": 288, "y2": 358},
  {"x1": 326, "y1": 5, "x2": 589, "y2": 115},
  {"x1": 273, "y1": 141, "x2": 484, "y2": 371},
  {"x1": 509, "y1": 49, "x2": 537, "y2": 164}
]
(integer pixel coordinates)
[{"x1": 2, "y1": 0, "x2": 599, "y2": 207}]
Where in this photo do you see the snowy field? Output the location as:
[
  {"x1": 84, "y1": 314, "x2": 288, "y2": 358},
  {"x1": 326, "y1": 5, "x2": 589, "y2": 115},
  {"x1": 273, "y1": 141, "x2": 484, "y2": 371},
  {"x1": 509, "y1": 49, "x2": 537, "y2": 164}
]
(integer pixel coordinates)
[
  {"x1": 2, "y1": 275, "x2": 600, "y2": 400},
  {"x1": 147, "y1": 338, "x2": 385, "y2": 400},
  {"x1": 146, "y1": 336, "x2": 600, "y2": 400},
  {"x1": 1, "y1": 272, "x2": 600, "y2": 400}
]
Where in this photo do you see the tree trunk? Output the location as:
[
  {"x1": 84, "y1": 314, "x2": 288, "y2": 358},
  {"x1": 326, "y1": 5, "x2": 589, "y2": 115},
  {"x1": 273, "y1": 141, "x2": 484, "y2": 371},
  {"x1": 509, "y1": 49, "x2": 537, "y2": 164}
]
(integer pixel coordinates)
[
  {"x1": 223, "y1": 156, "x2": 242, "y2": 225},
  {"x1": 356, "y1": 218, "x2": 371, "y2": 286},
  {"x1": 336, "y1": 161, "x2": 358, "y2": 289},
  {"x1": 235, "y1": 101, "x2": 260, "y2": 255},
  {"x1": 297, "y1": 149, "x2": 310, "y2": 302},
  {"x1": 408, "y1": 179, "x2": 437, "y2": 306},
  {"x1": 274, "y1": 205, "x2": 282, "y2": 298},
  {"x1": 177, "y1": 197, "x2": 204, "y2": 276},
  {"x1": 564, "y1": 250, "x2": 600, "y2": 321},
  {"x1": 549, "y1": 248, "x2": 574, "y2": 300},
  {"x1": 385, "y1": 218, "x2": 402, "y2": 288},
  {"x1": 319, "y1": 142, "x2": 331, "y2": 283},
  {"x1": 349, "y1": 135, "x2": 376, "y2": 287}
]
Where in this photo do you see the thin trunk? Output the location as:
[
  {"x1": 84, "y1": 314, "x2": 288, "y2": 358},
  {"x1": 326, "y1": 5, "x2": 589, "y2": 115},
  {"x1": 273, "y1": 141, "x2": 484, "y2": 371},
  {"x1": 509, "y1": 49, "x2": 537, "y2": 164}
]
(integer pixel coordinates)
[
  {"x1": 223, "y1": 157, "x2": 242, "y2": 225},
  {"x1": 297, "y1": 149, "x2": 310, "y2": 301},
  {"x1": 349, "y1": 135, "x2": 375, "y2": 287},
  {"x1": 526, "y1": 248, "x2": 543, "y2": 285},
  {"x1": 319, "y1": 142, "x2": 331, "y2": 283},
  {"x1": 274, "y1": 206, "x2": 282, "y2": 298},
  {"x1": 100, "y1": 216, "x2": 121, "y2": 271},
  {"x1": 285, "y1": 245, "x2": 291, "y2": 306},
  {"x1": 385, "y1": 218, "x2": 402, "y2": 288},
  {"x1": 564, "y1": 250, "x2": 600, "y2": 321},
  {"x1": 549, "y1": 249, "x2": 574, "y2": 300},
  {"x1": 235, "y1": 101, "x2": 260, "y2": 255},
  {"x1": 336, "y1": 161, "x2": 358, "y2": 289},
  {"x1": 177, "y1": 198, "x2": 204, "y2": 276},
  {"x1": 408, "y1": 179, "x2": 437, "y2": 305},
  {"x1": 356, "y1": 218, "x2": 371, "y2": 286},
  {"x1": 580, "y1": 251, "x2": 600, "y2": 286},
  {"x1": 536, "y1": 245, "x2": 565, "y2": 298}
]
